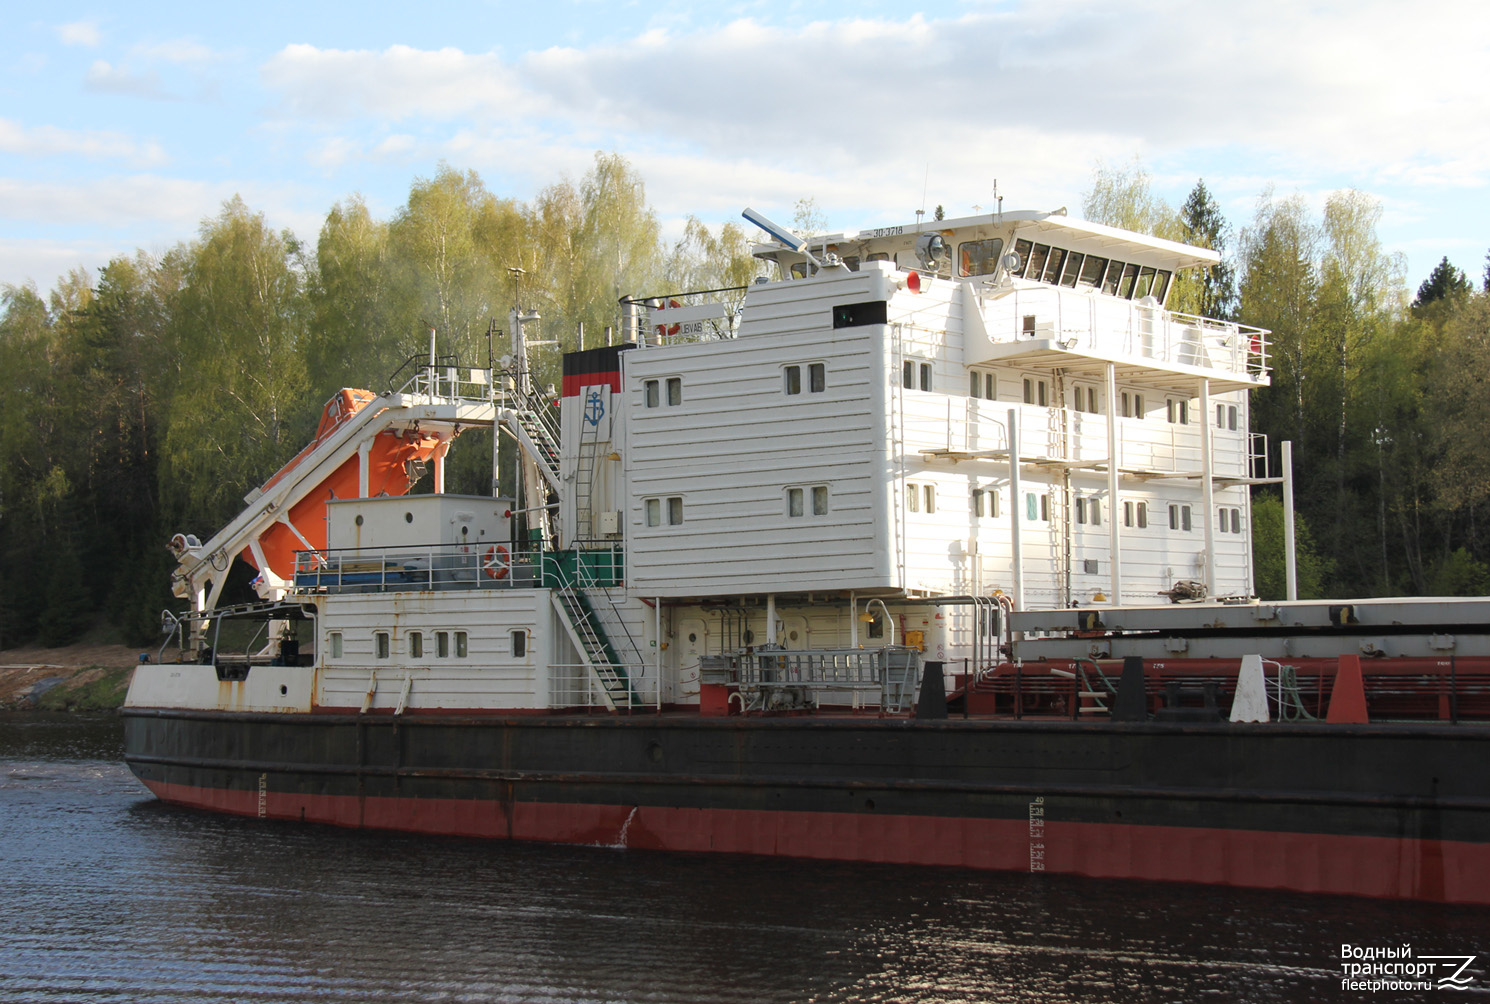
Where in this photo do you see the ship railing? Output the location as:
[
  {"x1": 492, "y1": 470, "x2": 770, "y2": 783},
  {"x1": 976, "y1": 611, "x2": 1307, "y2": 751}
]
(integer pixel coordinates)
[
  {"x1": 387, "y1": 353, "x2": 495, "y2": 405},
  {"x1": 977, "y1": 285, "x2": 1270, "y2": 380},
  {"x1": 620, "y1": 285, "x2": 749, "y2": 346},
  {"x1": 720, "y1": 646, "x2": 922, "y2": 713},
  {"x1": 549, "y1": 661, "x2": 655, "y2": 710},
  {"x1": 292, "y1": 542, "x2": 545, "y2": 593}
]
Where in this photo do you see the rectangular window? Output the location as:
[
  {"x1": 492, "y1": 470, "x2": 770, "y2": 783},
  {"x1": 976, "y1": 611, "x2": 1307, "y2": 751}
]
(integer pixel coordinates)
[
  {"x1": 1228, "y1": 405, "x2": 1238, "y2": 431},
  {"x1": 989, "y1": 489, "x2": 1000, "y2": 517},
  {"x1": 1170, "y1": 504, "x2": 1179, "y2": 531},
  {"x1": 1023, "y1": 378, "x2": 1033, "y2": 404},
  {"x1": 512, "y1": 630, "x2": 527, "y2": 658},
  {"x1": 1137, "y1": 501, "x2": 1148, "y2": 528},
  {"x1": 666, "y1": 377, "x2": 682, "y2": 406},
  {"x1": 919, "y1": 362, "x2": 932, "y2": 392},
  {"x1": 1153, "y1": 270, "x2": 1172, "y2": 303},
  {"x1": 1024, "y1": 377, "x2": 1047, "y2": 406},
  {"x1": 409, "y1": 631, "x2": 423, "y2": 659},
  {"x1": 645, "y1": 498, "x2": 661, "y2": 526},
  {"x1": 455, "y1": 631, "x2": 468, "y2": 658},
  {"x1": 375, "y1": 631, "x2": 390, "y2": 660},
  {"x1": 1039, "y1": 494, "x2": 1050, "y2": 522},
  {"x1": 785, "y1": 365, "x2": 801, "y2": 395},
  {"x1": 1074, "y1": 386, "x2": 1097, "y2": 414},
  {"x1": 1026, "y1": 493, "x2": 1037, "y2": 521},
  {"x1": 809, "y1": 363, "x2": 825, "y2": 393},
  {"x1": 1101, "y1": 259, "x2": 1125, "y2": 296},
  {"x1": 907, "y1": 483, "x2": 920, "y2": 513},
  {"x1": 788, "y1": 487, "x2": 804, "y2": 517},
  {"x1": 970, "y1": 372, "x2": 980, "y2": 398},
  {"x1": 1090, "y1": 499, "x2": 1102, "y2": 526},
  {"x1": 1076, "y1": 497, "x2": 1087, "y2": 524},
  {"x1": 1219, "y1": 508, "x2": 1231, "y2": 533},
  {"x1": 1124, "y1": 501, "x2": 1133, "y2": 527},
  {"x1": 957, "y1": 237, "x2": 1005, "y2": 277},
  {"x1": 1041, "y1": 247, "x2": 1066, "y2": 284},
  {"x1": 1232, "y1": 508, "x2": 1243, "y2": 534},
  {"x1": 812, "y1": 485, "x2": 829, "y2": 516},
  {"x1": 924, "y1": 484, "x2": 936, "y2": 514},
  {"x1": 329, "y1": 631, "x2": 343, "y2": 659},
  {"x1": 1078, "y1": 255, "x2": 1107, "y2": 289},
  {"x1": 1118, "y1": 263, "x2": 1139, "y2": 299},
  {"x1": 437, "y1": 631, "x2": 449, "y2": 658},
  {"x1": 867, "y1": 614, "x2": 884, "y2": 639},
  {"x1": 1022, "y1": 315, "x2": 1037, "y2": 337},
  {"x1": 1167, "y1": 398, "x2": 1189, "y2": 424},
  {"x1": 1183, "y1": 505, "x2": 1192, "y2": 532},
  {"x1": 1024, "y1": 243, "x2": 1050, "y2": 281},
  {"x1": 973, "y1": 488, "x2": 985, "y2": 518},
  {"x1": 1170, "y1": 504, "x2": 1192, "y2": 531},
  {"x1": 644, "y1": 380, "x2": 659, "y2": 408},
  {"x1": 903, "y1": 360, "x2": 915, "y2": 389},
  {"x1": 667, "y1": 497, "x2": 683, "y2": 525},
  {"x1": 1059, "y1": 252, "x2": 1083, "y2": 288}
]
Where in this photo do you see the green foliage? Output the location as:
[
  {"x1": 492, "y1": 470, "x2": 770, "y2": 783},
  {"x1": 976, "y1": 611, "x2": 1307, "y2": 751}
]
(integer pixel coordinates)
[
  {"x1": 1251, "y1": 494, "x2": 1330, "y2": 599},
  {"x1": 1413, "y1": 256, "x2": 1470, "y2": 310},
  {"x1": 1179, "y1": 179, "x2": 1236, "y2": 320}
]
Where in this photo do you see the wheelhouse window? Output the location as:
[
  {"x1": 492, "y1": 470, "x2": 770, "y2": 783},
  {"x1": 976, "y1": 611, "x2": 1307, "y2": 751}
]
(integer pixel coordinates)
[
  {"x1": 969, "y1": 370, "x2": 996, "y2": 400},
  {"x1": 957, "y1": 238, "x2": 1005, "y2": 277}
]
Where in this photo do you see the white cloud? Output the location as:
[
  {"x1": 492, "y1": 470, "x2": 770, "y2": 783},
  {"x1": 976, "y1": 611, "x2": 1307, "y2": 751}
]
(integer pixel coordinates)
[
  {"x1": 57, "y1": 20, "x2": 101, "y2": 47},
  {"x1": 84, "y1": 60, "x2": 174, "y2": 99},
  {"x1": 133, "y1": 39, "x2": 218, "y2": 65},
  {"x1": 0, "y1": 119, "x2": 168, "y2": 167},
  {"x1": 261, "y1": 44, "x2": 524, "y2": 121},
  {"x1": 0, "y1": 237, "x2": 114, "y2": 295}
]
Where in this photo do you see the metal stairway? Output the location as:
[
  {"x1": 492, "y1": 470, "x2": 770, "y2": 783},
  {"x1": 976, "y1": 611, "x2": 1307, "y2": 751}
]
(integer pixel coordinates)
[
  {"x1": 501, "y1": 388, "x2": 563, "y2": 495},
  {"x1": 551, "y1": 585, "x2": 639, "y2": 711}
]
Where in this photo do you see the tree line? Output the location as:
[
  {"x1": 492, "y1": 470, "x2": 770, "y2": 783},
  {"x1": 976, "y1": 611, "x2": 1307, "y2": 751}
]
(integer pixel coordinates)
[{"x1": 2, "y1": 155, "x2": 1487, "y2": 647}]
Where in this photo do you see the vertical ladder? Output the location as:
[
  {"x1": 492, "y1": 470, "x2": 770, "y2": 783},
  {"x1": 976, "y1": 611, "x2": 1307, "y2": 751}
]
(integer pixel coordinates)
[
  {"x1": 1048, "y1": 370, "x2": 1073, "y2": 606},
  {"x1": 552, "y1": 585, "x2": 638, "y2": 711},
  {"x1": 573, "y1": 393, "x2": 601, "y2": 543}
]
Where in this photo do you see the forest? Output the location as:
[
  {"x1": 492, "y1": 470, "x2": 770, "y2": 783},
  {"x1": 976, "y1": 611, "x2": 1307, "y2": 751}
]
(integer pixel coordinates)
[{"x1": 2, "y1": 154, "x2": 1488, "y2": 648}]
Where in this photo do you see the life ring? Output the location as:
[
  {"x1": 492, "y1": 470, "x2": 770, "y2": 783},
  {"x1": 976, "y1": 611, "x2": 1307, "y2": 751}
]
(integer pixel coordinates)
[
  {"x1": 482, "y1": 545, "x2": 510, "y2": 580},
  {"x1": 653, "y1": 298, "x2": 682, "y2": 338}
]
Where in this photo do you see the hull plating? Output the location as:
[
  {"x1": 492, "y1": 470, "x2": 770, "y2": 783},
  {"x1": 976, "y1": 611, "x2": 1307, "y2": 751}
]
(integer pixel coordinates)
[{"x1": 122, "y1": 708, "x2": 1490, "y2": 904}]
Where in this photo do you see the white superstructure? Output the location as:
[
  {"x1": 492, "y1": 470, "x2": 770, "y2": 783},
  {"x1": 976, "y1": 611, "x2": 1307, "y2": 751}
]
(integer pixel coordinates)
[{"x1": 133, "y1": 207, "x2": 1271, "y2": 717}]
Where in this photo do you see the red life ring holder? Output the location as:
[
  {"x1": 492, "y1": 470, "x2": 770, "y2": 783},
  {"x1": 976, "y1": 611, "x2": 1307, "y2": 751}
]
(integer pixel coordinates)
[
  {"x1": 482, "y1": 544, "x2": 511, "y2": 580},
  {"x1": 653, "y1": 298, "x2": 682, "y2": 338}
]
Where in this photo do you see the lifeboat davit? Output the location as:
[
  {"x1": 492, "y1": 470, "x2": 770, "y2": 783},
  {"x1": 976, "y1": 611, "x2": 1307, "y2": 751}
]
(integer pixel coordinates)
[{"x1": 240, "y1": 389, "x2": 444, "y2": 583}]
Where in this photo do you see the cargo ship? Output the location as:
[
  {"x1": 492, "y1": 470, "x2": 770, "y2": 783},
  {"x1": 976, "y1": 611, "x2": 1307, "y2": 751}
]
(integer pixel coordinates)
[{"x1": 123, "y1": 206, "x2": 1490, "y2": 903}]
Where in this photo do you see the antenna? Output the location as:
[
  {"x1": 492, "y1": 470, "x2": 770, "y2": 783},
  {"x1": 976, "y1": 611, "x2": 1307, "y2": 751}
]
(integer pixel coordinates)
[{"x1": 742, "y1": 207, "x2": 820, "y2": 268}]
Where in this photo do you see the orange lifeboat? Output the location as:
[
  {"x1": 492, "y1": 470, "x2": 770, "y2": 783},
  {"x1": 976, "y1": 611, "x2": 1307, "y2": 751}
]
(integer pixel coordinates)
[{"x1": 240, "y1": 389, "x2": 445, "y2": 582}]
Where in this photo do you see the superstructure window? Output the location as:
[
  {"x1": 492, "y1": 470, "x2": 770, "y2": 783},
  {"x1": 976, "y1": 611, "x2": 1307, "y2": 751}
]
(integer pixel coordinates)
[
  {"x1": 1167, "y1": 398, "x2": 1190, "y2": 425},
  {"x1": 1073, "y1": 385, "x2": 1098, "y2": 414},
  {"x1": 328, "y1": 631, "x2": 343, "y2": 659},
  {"x1": 813, "y1": 485, "x2": 829, "y2": 515},
  {"x1": 924, "y1": 485, "x2": 935, "y2": 513},
  {"x1": 1023, "y1": 377, "x2": 1049, "y2": 407},
  {"x1": 455, "y1": 631, "x2": 468, "y2": 658},
  {"x1": 437, "y1": 631, "x2": 449, "y2": 658},
  {"x1": 969, "y1": 370, "x2": 996, "y2": 399},
  {"x1": 666, "y1": 377, "x2": 682, "y2": 406},
  {"x1": 1041, "y1": 247, "x2": 1067, "y2": 284},
  {"x1": 644, "y1": 497, "x2": 684, "y2": 526},
  {"x1": 1077, "y1": 497, "x2": 1103, "y2": 525},
  {"x1": 1124, "y1": 501, "x2": 1149, "y2": 528},
  {"x1": 907, "y1": 483, "x2": 920, "y2": 513},
  {"x1": 1058, "y1": 252, "x2": 1084, "y2": 287},
  {"x1": 902, "y1": 360, "x2": 932, "y2": 391},
  {"x1": 785, "y1": 365, "x2": 801, "y2": 395},
  {"x1": 957, "y1": 238, "x2": 1005, "y2": 277},
  {"x1": 409, "y1": 631, "x2": 423, "y2": 659},
  {"x1": 790, "y1": 485, "x2": 830, "y2": 517},
  {"x1": 1024, "y1": 243, "x2": 1050, "y2": 280},
  {"x1": 375, "y1": 632, "x2": 390, "y2": 660},
  {"x1": 1169, "y1": 504, "x2": 1193, "y2": 532},
  {"x1": 1077, "y1": 256, "x2": 1107, "y2": 289},
  {"x1": 810, "y1": 363, "x2": 825, "y2": 393},
  {"x1": 644, "y1": 380, "x2": 659, "y2": 408},
  {"x1": 511, "y1": 630, "x2": 527, "y2": 658},
  {"x1": 973, "y1": 487, "x2": 1001, "y2": 518},
  {"x1": 1121, "y1": 391, "x2": 1145, "y2": 419}
]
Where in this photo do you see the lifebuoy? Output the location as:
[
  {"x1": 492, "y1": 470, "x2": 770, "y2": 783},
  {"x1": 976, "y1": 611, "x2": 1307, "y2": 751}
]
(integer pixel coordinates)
[
  {"x1": 482, "y1": 545, "x2": 510, "y2": 580},
  {"x1": 653, "y1": 298, "x2": 682, "y2": 338}
]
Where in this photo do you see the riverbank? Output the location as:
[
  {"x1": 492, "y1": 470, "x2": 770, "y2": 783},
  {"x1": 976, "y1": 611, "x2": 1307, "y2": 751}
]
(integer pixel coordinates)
[{"x1": 0, "y1": 642, "x2": 179, "y2": 711}]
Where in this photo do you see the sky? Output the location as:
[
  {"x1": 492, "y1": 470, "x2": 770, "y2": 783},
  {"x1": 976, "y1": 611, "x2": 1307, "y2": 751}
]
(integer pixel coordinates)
[{"x1": 5, "y1": 0, "x2": 1488, "y2": 303}]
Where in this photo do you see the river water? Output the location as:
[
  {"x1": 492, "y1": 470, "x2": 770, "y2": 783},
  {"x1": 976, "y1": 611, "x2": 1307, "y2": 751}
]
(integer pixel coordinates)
[{"x1": 2, "y1": 714, "x2": 1486, "y2": 1003}]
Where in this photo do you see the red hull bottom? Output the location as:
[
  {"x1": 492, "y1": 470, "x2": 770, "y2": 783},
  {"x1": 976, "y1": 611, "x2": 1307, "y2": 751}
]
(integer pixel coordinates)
[{"x1": 142, "y1": 779, "x2": 1488, "y2": 904}]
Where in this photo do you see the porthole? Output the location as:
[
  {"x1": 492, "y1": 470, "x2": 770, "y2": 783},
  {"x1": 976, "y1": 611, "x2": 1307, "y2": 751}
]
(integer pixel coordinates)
[
  {"x1": 405, "y1": 512, "x2": 414, "y2": 523},
  {"x1": 789, "y1": 630, "x2": 799, "y2": 641},
  {"x1": 688, "y1": 632, "x2": 697, "y2": 643},
  {"x1": 743, "y1": 629, "x2": 755, "y2": 644},
  {"x1": 279, "y1": 684, "x2": 288, "y2": 696},
  {"x1": 355, "y1": 515, "x2": 364, "y2": 526}
]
